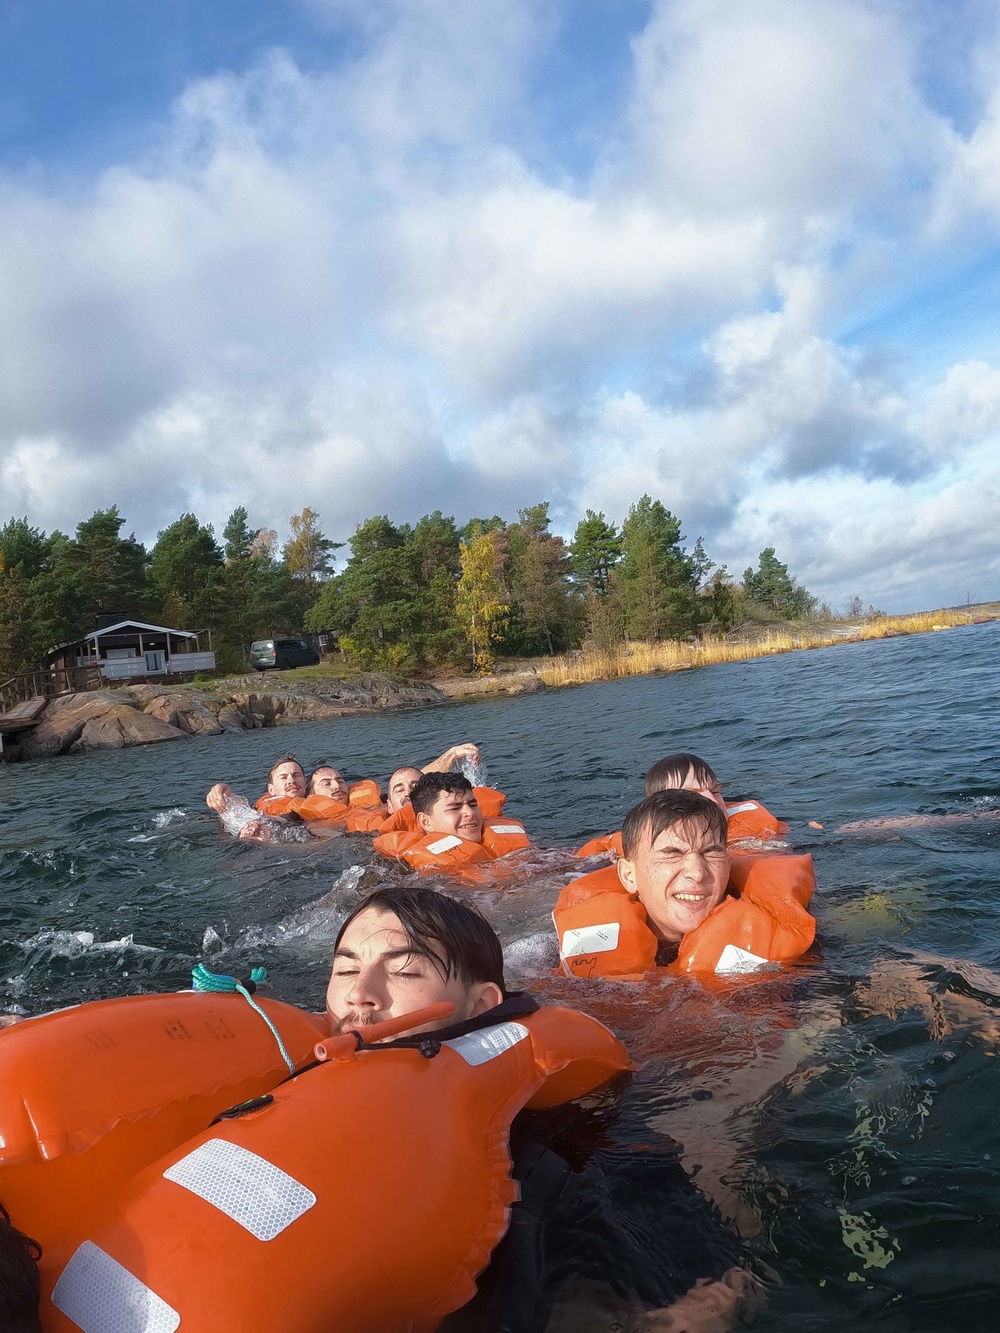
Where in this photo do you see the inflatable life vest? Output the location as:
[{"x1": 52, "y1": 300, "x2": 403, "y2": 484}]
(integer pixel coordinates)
[
  {"x1": 374, "y1": 816, "x2": 529, "y2": 872},
  {"x1": 575, "y1": 799, "x2": 789, "y2": 859},
  {"x1": 37, "y1": 1002, "x2": 629, "y2": 1333},
  {"x1": 256, "y1": 779, "x2": 383, "y2": 822},
  {"x1": 366, "y1": 786, "x2": 509, "y2": 837},
  {"x1": 554, "y1": 853, "x2": 816, "y2": 979},
  {"x1": 0, "y1": 992, "x2": 327, "y2": 1276}
]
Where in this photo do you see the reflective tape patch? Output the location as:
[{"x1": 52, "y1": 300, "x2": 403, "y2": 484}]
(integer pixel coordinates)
[
  {"x1": 52, "y1": 1242, "x2": 180, "y2": 1333},
  {"x1": 489, "y1": 823, "x2": 525, "y2": 835},
  {"x1": 561, "y1": 922, "x2": 621, "y2": 958},
  {"x1": 726, "y1": 801, "x2": 759, "y2": 816},
  {"x1": 163, "y1": 1138, "x2": 316, "y2": 1241},
  {"x1": 444, "y1": 1021, "x2": 529, "y2": 1065},
  {"x1": 715, "y1": 944, "x2": 773, "y2": 974},
  {"x1": 425, "y1": 835, "x2": 463, "y2": 854}
]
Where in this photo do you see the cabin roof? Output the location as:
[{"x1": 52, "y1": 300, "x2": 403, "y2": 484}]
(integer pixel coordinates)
[
  {"x1": 82, "y1": 620, "x2": 196, "y2": 640},
  {"x1": 45, "y1": 621, "x2": 199, "y2": 657}
]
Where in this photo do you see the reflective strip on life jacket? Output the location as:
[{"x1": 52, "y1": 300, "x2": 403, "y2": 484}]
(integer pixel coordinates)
[{"x1": 554, "y1": 854, "x2": 816, "y2": 979}]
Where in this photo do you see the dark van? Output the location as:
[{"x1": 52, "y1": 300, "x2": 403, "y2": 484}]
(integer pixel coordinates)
[{"x1": 250, "y1": 638, "x2": 321, "y2": 671}]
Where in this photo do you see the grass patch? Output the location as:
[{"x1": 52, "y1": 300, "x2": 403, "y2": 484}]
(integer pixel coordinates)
[{"x1": 535, "y1": 608, "x2": 995, "y2": 689}]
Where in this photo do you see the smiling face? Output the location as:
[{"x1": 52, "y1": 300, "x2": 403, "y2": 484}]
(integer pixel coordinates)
[
  {"x1": 325, "y1": 906, "x2": 500, "y2": 1035},
  {"x1": 310, "y1": 767, "x2": 349, "y2": 802},
  {"x1": 386, "y1": 767, "x2": 422, "y2": 814},
  {"x1": 617, "y1": 817, "x2": 730, "y2": 942},
  {"x1": 416, "y1": 787, "x2": 484, "y2": 842},
  {"x1": 268, "y1": 760, "x2": 306, "y2": 798}
]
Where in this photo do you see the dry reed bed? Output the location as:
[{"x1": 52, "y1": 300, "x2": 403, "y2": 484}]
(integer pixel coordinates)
[{"x1": 535, "y1": 609, "x2": 992, "y2": 689}]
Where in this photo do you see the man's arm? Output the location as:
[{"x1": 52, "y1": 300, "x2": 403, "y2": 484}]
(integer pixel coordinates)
[{"x1": 422, "y1": 743, "x2": 480, "y2": 773}]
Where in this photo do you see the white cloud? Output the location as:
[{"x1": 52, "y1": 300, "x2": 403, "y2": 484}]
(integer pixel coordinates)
[{"x1": 0, "y1": 0, "x2": 999, "y2": 612}]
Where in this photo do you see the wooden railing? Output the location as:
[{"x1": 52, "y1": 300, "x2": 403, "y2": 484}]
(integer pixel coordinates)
[{"x1": 0, "y1": 664, "x2": 105, "y2": 712}]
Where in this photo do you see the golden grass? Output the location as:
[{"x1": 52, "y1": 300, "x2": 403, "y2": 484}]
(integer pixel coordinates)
[{"x1": 535, "y1": 608, "x2": 996, "y2": 689}]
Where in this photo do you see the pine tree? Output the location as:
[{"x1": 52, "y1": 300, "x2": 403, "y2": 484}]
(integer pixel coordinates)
[
  {"x1": 569, "y1": 510, "x2": 622, "y2": 595},
  {"x1": 617, "y1": 495, "x2": 699, "y2": 641},
  {"x1": 742, "y1": 547, "x2": 815, "y2": 618}
]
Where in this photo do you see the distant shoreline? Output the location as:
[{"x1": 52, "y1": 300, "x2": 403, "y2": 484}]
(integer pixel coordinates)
[
  {"x1": 435, "y1": 602, "x2": 1000, "y2": 699},
  {"x1": 4, "y1": 603, "x2": 997, "y2": 762}
]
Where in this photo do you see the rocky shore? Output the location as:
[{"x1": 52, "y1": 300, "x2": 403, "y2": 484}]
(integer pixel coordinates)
[{"x1": 8, "y1": 675, "x2": 445, "y2": 761}]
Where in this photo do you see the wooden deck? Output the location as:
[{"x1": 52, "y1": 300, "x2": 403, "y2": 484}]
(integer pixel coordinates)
[{"x1": 0, "y1": 696, "x2": 47, "y2": 736}]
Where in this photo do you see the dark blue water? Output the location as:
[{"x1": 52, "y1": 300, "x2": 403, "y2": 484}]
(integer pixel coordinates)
[{"x1": 2, "y1": 622, "x2": 999, "y2": 1328}]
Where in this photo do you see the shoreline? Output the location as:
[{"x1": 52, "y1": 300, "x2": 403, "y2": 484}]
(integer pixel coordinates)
[
  {"x1": 435, "y1": 602, "x2": 1000, "y2": 698},
  {"x1": 3, "y1": 604, "x2": 997, "y2": 761}
]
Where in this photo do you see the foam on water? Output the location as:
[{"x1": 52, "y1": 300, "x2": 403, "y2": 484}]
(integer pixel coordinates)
[{"x1": 16, "y1": 929, "x2": 165, "y2": 960}]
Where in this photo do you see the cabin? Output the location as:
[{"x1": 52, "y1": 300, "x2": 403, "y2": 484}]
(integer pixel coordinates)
[{"x1": 44, "y1": 618, "x2": 216, "y2": 683}]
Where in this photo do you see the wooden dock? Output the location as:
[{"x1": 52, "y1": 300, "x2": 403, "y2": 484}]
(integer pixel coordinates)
[{"x1": 0, "y1": 697, "x2": 47, "y2": 736}]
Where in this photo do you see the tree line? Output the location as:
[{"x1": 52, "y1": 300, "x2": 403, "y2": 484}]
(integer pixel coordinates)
[{"x1": 0, "y1": 499, "x2": 814, "y2": 679}]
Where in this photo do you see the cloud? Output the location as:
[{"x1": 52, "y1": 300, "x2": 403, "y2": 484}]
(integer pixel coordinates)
[{"x1": 0, "y1": 0, "x2": 999, "y2": 611}]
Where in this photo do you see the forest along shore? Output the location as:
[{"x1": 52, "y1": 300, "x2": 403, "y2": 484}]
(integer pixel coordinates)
[{"x1": 2, "y1": 603, "x2": 997, "y2": 762}]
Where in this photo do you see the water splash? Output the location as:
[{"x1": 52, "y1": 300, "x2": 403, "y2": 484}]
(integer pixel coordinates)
[
  {"x1": 15, "y1": 929, "x2": 164, "y2": 961},
  {"x1": 460, "y1": 753, "x2": 489, "y2": 787},
  {"x1": 218, "y1": 796, "x2": 258, "y2": 837}
]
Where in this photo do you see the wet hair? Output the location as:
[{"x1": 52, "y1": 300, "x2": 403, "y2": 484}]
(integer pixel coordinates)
[
  {"x1": 0, "y1": 1203, "x2": 42, "y2": 1333},
  {"x1": 268, "y1": 753, "x2": 304, "y2": 785},
  {"x1": 409, "y1": 771, "x2": 474, "y2": 817},
  {"x1": 644, "y1": 753, "x2": 721, "y2": 798},
  {"x1": 621, "y1": 790, "x2": 728, "y2": 859},
  {"x1": 334, "y1": 886, "x2": 506, "y2": 992},
  {"x1": 307, "y1": 765, "x2": 347, "y2": 796}
]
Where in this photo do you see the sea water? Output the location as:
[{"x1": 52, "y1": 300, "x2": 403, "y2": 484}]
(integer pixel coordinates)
[{"x1": 2, "y1": 621, "x2": 999, "y2": 1329}]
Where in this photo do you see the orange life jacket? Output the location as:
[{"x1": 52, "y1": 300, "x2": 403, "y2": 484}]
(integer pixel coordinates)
[
  {"x1": 575, "y1": 799, "x2": 789, "y2": 859},
  {"x1": 374, "y1": 816, "x2": 530, "y2": 872},
  {"x1": 255, "y1": 779, "x2": 383, "y2": 822},
  {"x1": 553, "y1": 853, "x2": 816, "y2": 979},
  {"x1": 0, "y1": 993, "x2": 327, "y2": 1283},
  {"x1": 37, "y1": 1004, "x2": 629, "y2": 1333}
]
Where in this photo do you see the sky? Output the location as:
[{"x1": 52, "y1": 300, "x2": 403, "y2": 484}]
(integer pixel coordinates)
[{"x1": 2, "y1": 0, "x2": 1000, "y2": 611}]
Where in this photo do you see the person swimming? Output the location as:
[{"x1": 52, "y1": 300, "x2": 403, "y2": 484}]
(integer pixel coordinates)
[
  {"x1": 577, "y1": 751, "x2": 788, "y2": 858},
  {"x1": 557, "y1": 790, "x2": 816, "y2": 977},
  {"x1": 205, "y1": 744, "x2": 484, "y2": 824},
  {"x1": 324, "y1": 886, "x2": 759, "y2": 1332},
  {"x1": 372, "y1": 773, "x2": 529, "y2": 872}
]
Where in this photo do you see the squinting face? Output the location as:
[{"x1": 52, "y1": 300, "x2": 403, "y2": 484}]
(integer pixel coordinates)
[
  {"x1": 618, "y1": 818, "x2": 730, "y2": 942},
  {"x1": 386, "y1": 767, "x2": 422, "y2": 814},
  {"x1": 268, "y1": 761, "x2": 306, "y2": 798},
  {"x1": 326, "y1": 908, "x2": 487, "y2": 1035},
  {"x1": 311, "y1": 767, "x2": 349, "y2": 802},
  {"x1": 418, "y1": 789, "x2": 484, "y2": 842}
]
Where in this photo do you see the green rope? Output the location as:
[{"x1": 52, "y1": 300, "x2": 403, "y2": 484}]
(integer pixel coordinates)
[{"x1": 192, "y1": 963, "x2": 296, "y2": 1076}]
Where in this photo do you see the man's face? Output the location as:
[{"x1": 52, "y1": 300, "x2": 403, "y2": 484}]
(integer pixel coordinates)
[
  {"x1": 311, "y1": 767, "x2": 349, "y2": 802},
  {"x1": 326, "y1": 907, "x2": 498, "y2": 1035},
  {"x1": 417, "y1": 788, "x2": 484, "y2": 842},
  {"x1": 386, "y1": 767, "x2": 422, "y2": 814},
  {"x1": 617, "y1": 818, "x2": 730, "y2": 942},
  {"x1": 268, "y1": 761, "x2": 306, "y2": 798}
]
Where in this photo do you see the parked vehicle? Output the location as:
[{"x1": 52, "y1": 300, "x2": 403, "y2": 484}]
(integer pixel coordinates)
[{"x1": 250, "y1": 638, "x2": 321, "y2": 671}]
